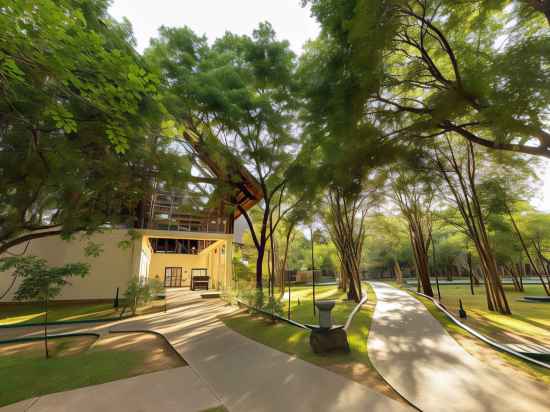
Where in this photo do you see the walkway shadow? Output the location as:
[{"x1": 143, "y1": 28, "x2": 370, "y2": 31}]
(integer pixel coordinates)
[{"x1": 368, "y1": 282, "x2": 550, "y2": 412}]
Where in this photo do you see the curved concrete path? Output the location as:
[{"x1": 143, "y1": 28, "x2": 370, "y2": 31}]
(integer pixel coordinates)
[
  {"x1": 368, "y1": 282, "x2": 550, "y2": 412},
  {"x1": 2, "y1": 290, "x2": 413, "y2": 412},
  {"x1": 1, "y1": 367, "x2": 221, "y2": 412},
  {"x1": 109, "y1": 290, "x2": 413, "y2": 412}
]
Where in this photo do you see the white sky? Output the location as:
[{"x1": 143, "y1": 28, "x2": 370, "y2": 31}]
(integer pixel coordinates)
[
  {"x1": 109, "y1": 0, "x2": 550, "y2": 211},
  {"x1": 109, "y1": 0, "x2": 320, "y2": 54}
]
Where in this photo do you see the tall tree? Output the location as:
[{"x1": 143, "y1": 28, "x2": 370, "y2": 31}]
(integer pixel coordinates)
[
  {"x1": 146, "y1": 23, "x2": 300, "y2": 290},
  {"x1": 0, "y1": 0, "x2": 178, "y2": 255},
  {"x1": 434, "y1": 136, "x2": 511, "y2": 314},
  {"x1": 391, "y1": 170, "x2": 435, "y2": 297},
  {"x1": 305, "y1": 0, "x2": 550, "y2": 159},
  {"x1": 325, "y1": 187, "x2": 368, "y2": 302}
]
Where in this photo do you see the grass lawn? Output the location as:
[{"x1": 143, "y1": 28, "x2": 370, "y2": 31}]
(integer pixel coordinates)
[
  {"x1": 282, "y1": 284, "x2": 350, "y2": 325},
  {"x1": 0, "y1": 299, "x2": 166, "y2": 326},
  {"x1": 412, "y1": 292, "x2": 550, "y2": 385},
  {"x1": 425, "y1": 284, "x2": 550, "y2": 345},
  {"x1": 0, "y1": 332, "x2": 184, "y2": 407},
  {"x1": 223, "y1": 283, "x2": 406, "y2": 404}
]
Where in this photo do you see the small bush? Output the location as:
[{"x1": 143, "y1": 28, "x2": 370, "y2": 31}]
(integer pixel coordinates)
[
  {"x1": 122, "y1": 277, "x2": 163, "y2": 316},
  {"x1": 238, "y1": 288, "x2": 284, "y2": 317}
]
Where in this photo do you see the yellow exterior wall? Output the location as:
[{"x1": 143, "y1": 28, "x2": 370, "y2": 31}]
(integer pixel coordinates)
[
  {"x1": 0, "y1": 229, "x2": 234, "y2": 301},
  {"x1": 146, "y1": 238, "x2": 232, "y2": 290},
  {"x1": 149, "y1": 253, "x2": 207, "y2": 287},
  {"x1": 0, "y1": 230, "x2": 138, "y2": 301}
]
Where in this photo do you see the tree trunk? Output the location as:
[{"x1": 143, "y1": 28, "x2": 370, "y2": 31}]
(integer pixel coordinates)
[
  {"x1": 256, "y1": 246, "x2": 265, "y2": 291},
  {"x1": 468, "y1": 253, "x2": 475, "y2": 295},
  {"x1": 409, "y1": 225, "x2": 434, "y2": 297},
  {"x1": 394, "y1": 260, "x2": 403, "y2": 285},
  {"x1": 435, "y1": 139, "x2": 510, "y2": 314},
  {"x1": 326, "y1": 188, "x2": 366, "y2": 303}
]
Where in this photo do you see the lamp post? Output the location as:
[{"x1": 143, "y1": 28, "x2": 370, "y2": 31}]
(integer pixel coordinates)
[{"x1": 311, "y1": 225, "x2": 316, "y2": 316}]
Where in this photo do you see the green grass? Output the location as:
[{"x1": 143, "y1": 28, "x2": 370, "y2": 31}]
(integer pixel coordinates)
[
  {"x1": 0, "y1": 340, "x2": 150, "y2": 407},
  {"x1": 0, "y1": 299, "x2": 166, "y2": 326},
  {"x1": 427, "y1": 284, "x2": 550, "y2": 343},
  {"x1": 224, "y1": 284, "x2": 378, "y2": 377},
  {"x1": 0, "y1": 302, "x2": 121, "y2": 326},
  {"x1": 410, "y1": 291, "x2": 550, "y2": 385},
  {"x1": 282, "y1": 284, "x2": 351, "y2": 325}
]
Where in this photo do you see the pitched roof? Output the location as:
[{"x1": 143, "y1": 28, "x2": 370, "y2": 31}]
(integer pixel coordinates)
[{"x1": 182, "y1": 127, "x2": 262, "y2": 217}]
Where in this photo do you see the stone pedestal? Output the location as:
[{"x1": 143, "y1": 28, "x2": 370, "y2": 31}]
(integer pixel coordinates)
[
  {"x1": 307, "y1": 300, "x2": 349, "y2": 354},
  {"x1": 309, "y1": 326, "x2": 350, "y2": 354}
]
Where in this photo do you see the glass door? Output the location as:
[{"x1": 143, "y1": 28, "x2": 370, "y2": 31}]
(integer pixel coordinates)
[{"x1": 164, "y1": 267, "x2": 182, "y2": 287}]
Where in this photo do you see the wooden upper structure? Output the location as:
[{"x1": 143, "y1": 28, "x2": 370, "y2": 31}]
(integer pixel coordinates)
[{"x1": 142, "y1": 127, "x2": 262, "y2": 235}]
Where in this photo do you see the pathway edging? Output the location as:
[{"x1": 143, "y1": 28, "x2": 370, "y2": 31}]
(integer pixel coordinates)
[
  {"x1": 410, "y1": 289, "x2": 550, "y2": 369},
  {"x1": 368, "y1": 281, "x2": 550, "y2": 412}
]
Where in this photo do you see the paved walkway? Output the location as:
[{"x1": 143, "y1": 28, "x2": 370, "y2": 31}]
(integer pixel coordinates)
[
  {"x1": 2, "y1": 367, "x2": 221, "y2": 412},
  {"x1": 368, "y1": 282, "x2": 550, "y2": 412},
  {"x1": 3, "y1": 289, "x2": 412, "y2": 412},
  {"x1": 110, "y1": 290, "x2": 413, "y2": 412}
]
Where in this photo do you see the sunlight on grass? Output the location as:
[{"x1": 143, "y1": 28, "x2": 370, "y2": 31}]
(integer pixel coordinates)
[
  {"x1": 0, "y1": 348, "x2": 145, "y2": 407},
  {"x1": 224, "y1": 284, "x2": 381, "y2": 379},
  {"x1": 412, "y1": 292, "x2": 550, "y2": 385},
  {"x1": 269, "y1": 285, "x2": 353, "y2": 325},
  {"x1": 0, "y1": 303, "x2": 122, "y2": 326},
  {"x1": 0, "y1": 312, "x2": 45, "y2": 325},
  {"x1": 432, "y1": 284, "x2": 550, "y2": 343}
]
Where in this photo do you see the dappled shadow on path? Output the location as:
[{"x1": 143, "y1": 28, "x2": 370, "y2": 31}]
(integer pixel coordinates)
[
  {"x1": 368, "y1": 282, "x2": 550, "y2": 412},
  {"x1": 110, "y1": 288, "x2": 412, "y2": 412}
]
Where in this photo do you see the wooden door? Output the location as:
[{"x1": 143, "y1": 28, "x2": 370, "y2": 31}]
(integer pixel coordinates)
[{"x1": 164, "y1": 267, "x2": 182, "y2": 287}]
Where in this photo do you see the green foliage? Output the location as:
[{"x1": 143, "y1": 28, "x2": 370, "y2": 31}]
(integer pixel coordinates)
[
  {"x1": 0, "y1": 1, "x2": 192, "y2": 254},
  {"x1": 123, "y1": 277, "x2": 162, "y2": 316},
  {"x1": 0, "y1": 256, "x2": 89, "y2": 303},
  {"x1": 304, "y1": 0, "x2": 550, "y2": 159},
  {"x1": 237, "y1": 286, "x2": 283, "y2": 316},
  {"x1": 239, "y1": 288, "x2": 266, "y2": 310}
]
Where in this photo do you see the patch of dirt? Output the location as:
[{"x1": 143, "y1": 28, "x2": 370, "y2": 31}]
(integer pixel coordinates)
[{"x1": 95, "y1": 332, "x2": 186, "y2": 373}]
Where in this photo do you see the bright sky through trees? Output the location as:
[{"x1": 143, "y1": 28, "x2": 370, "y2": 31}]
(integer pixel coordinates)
[
  {"x1": 109, "y1": 0, "x2": 320, "y2": 54},
  {"x1": 109, "y1": 0, "x2": 550, "y2": 211}
]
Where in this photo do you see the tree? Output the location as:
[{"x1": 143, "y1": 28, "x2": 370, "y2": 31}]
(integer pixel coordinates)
[
  {"x1": 297, "y1": 21, "x2": 395, "y2": 301},
  {"x1": 324, "y1": 173, "x2": 384, "y2": 302},
  {"x1": 0, "y1": 256, "x2": 89, "y2": 358},
  {"x1": 146, "y1": 23, "x2": 300, "y2": 290},
  {"x1": 0, "y1": 0, "x2": 179, "y2": 255},
  {"x1": 268, "y1": 198, "x2": 311, "y2": 297},
  {"x1": 391, "y1": 169, "x2": 435, "y2": 297},
  {"x1": 304, "y1": 0, "x2": 550, "y2": 167},
  {"x1": 122, "y1": 277, "x2": 164, "y2": 316},
  {"x1": 487, "y1": 184, "x2": 550, "y2": 296},
  {"x1": 433, "y1": 137, "x2": 511, "y2": 314},
  {"x1": 365, "y1": 214, "x2": 412, "y2": 281}
]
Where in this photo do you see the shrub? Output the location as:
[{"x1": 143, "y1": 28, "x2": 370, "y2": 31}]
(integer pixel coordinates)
[{"x1": 122, "y1": 277, "x2": 159, "y2": 316}]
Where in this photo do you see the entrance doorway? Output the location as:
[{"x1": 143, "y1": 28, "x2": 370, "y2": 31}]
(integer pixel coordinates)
[{"x1": 164, "y1": 267, "x2": 183, "y2": 287}]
